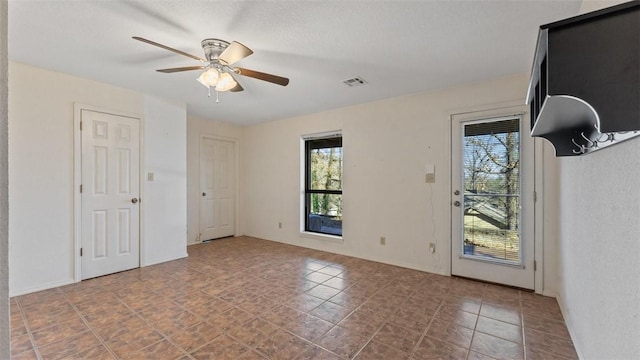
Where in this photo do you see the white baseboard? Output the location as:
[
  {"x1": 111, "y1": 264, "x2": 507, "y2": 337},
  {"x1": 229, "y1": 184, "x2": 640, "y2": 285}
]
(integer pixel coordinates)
[
  {"x1": 12, "y1": 252, "x2": 189, "y2": 297},
  {"x1": 542, "y1": 289, "x2": 557, "y2": 298},
  {"x1": 10, "y1": 278, "x2": 75, "y2": 297},
  {"x1": 555, "y1": 293, "x2": 584, "y2": 360},
  {"x1": 257, "y1": 235, "x2": 449, "y2": 278},
  {"x1": 141, "y1": 252, "x2": 188, "y2": 267}
]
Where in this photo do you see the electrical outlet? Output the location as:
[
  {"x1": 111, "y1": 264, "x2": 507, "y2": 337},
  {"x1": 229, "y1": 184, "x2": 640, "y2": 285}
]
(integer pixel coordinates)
[
  {"x1": 380, "y1": 236, "x2": 386, "y2": 245},
  {"x1": 429, "y1": 242, "x2": 436, "y2": 253},
  {"x1": 147, "y1": 172, "x2": 154, "y2": 181}
]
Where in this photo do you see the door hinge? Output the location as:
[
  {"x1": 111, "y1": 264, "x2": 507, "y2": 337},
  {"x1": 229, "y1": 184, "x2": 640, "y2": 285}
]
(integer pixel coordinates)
[
  {"x1": 80, "y1": 121, "x2": 83, "y2": 131},
  {"x1": 80, "y1": 184, "x2": 83, "y2": 193},
  {"x1": 534, "y1": 260, "x2": 537, "y2": 271},
  {"x1": 533, "y1": 191, "x2": 537, "y2": 202},
  {"x1": 80, "y1": 248, "x2": 83, "y2": 257}
]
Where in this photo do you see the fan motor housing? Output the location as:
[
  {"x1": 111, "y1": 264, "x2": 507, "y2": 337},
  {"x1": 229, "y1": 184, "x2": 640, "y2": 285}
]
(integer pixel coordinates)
[{"x1": 201, "y1": 38, "x2": 230, "y2": 62}]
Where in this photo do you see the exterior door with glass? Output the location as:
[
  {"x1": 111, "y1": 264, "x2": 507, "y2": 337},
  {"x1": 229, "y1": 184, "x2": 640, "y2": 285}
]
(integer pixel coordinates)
[{"x1": 451, "y1": 108, "x2": 535, "y2": 289}]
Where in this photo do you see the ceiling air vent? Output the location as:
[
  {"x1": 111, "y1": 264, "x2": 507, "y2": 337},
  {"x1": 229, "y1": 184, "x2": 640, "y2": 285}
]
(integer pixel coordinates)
[{"x1": 342, "y1": 77, "x2": 367, "y2": 87}]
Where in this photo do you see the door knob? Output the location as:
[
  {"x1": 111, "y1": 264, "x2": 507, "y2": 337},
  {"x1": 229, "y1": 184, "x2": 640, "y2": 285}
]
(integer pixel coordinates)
[
  {"x1": 202, "y1": 192, "x2": 206, "y2": 197},
  {"x1": 453, "y1": 190, "x2": 460, "y2": 195},
  {"x1": 453, "y1": 200, "x2": 461, "y2": 207},
  {"x1": 131, "y1": 198, "x2": 138, "y2": 204}
]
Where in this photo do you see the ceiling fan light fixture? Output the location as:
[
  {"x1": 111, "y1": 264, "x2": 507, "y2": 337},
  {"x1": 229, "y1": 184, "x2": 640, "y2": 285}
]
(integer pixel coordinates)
[
  {"x1": 133, "y1": 36, "x2": 288, "y2": 95},
  {"x1": 215, "y1": 72, "x2": 237, "y2": 92},
  {"x1": 196, "y1": 68, "x2": 219, "y2": 88}
]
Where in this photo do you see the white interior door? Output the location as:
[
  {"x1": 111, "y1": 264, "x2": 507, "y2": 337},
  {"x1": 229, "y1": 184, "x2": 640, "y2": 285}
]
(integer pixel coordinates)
[
  {"x1": 81, "y1": 110, "x2": 140, "y2": 280},
  {"x1": 200, "y1": 137, "x2": 235, "y2": 241},
  {"x1": 451, "y1": 108, "x2": 535, "y2": 289}
]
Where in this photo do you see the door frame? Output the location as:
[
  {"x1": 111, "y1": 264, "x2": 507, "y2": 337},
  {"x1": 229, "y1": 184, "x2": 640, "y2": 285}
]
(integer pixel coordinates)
[
  {"x1": 197, "y1": 134, "x2": 239, "y2": 241},
  {"x1": 73, "y1": 103, "x2": 145, "y2": 282},
  {"x1": 533, "y1": 137, "x2": 546, "y2": 295},
  {"x1": 448, "y1": 101, "x2": 544, "y2": 293}
]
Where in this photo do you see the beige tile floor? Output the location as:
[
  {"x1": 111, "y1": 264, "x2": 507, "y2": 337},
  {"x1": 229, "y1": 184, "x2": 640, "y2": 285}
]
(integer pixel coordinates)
[{"x1": 10, "y1": 236, "x2": 577, "y2": 359}]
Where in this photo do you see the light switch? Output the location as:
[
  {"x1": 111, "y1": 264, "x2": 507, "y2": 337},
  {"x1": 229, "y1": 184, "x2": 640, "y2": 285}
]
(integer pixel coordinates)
[{"x1": 147, "y1": 172, "x2": 154, "y2": 181}]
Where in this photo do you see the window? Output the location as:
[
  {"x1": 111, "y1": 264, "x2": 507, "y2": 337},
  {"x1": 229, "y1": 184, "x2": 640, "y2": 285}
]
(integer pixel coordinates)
[
  {"x1": 304, "y1": 135, "x2": 343, "y2": 236},
  {"x1": 462, "y1": 118, "x2": 521, "y2": 262}
]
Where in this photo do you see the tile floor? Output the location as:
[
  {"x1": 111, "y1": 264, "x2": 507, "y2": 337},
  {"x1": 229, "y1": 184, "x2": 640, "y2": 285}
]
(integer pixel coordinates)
[{"x1": 10, "y1": 236, "x2": 578, "y2": 359}]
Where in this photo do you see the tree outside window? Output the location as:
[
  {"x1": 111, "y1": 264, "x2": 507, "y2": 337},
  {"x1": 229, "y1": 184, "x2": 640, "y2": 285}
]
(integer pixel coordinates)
[{"x1": 462, "y1": 119, "x2": 521, "y2": 261}]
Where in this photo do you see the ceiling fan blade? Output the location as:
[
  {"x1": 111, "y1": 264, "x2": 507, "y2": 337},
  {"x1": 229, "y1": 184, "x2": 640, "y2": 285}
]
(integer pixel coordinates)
[
  {"x1": 234, "y1": 67, "x2": 289, "y2": 86},
  {"x1": 219, "y1": 41, "x2": 253, "y2": 65},
  {"x1": 156, "y1": 65, "x2": 206, "y2": 73},
  {"x1": 132, "y1": 36, "x2": 205, "y2": 62}
]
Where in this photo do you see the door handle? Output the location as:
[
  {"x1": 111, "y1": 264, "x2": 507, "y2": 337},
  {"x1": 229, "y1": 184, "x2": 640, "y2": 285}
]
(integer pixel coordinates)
[
  {"x1": 131, "y1": 198, "x2": 139, "y2": 204},
  {"x1": 202, "y1": 192, "x2": 206, "y2": 197},
  {"x1": 453, "y1": 200, "x2": 461, "y2": 207}
]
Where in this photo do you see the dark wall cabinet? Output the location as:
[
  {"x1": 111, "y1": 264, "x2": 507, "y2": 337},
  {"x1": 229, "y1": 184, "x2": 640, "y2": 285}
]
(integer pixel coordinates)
[{"x1": 527, "y1": 1, "x2": 640, "y2": 156}]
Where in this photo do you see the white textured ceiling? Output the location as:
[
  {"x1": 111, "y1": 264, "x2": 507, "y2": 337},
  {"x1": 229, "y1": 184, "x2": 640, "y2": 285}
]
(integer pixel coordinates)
[{"x1": 8, "y1": 1, "x2": 582, "y2": 125}]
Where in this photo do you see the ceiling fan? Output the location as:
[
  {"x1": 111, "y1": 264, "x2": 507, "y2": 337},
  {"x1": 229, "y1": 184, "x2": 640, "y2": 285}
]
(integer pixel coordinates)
[{"x1": 132, "y1": 36, "x2": 289, "y2": 97}]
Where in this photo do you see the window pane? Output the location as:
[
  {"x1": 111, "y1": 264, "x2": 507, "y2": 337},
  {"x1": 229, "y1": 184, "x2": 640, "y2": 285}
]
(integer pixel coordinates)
[
  {"x1": 462, "y1": 119, "x2": 521, "y2": 262},
  {"x1": 463, "y1": 194, "x2": 520, "y2": 261},
  {"x1": 310, "y1": 147, "x2": 342, "y2": 191},
  {"x1": 463, "y1": 119, "x2": 520, "y2": 195},
  {"x1": 309, "y1": 193, "x2": 342, "y2": 217},
  {"x1": 307, "y1": 194, "x2": 342, "y2": 236}
]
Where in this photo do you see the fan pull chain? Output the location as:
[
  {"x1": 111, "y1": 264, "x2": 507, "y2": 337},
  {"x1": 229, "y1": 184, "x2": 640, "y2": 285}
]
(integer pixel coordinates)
[{"x1": 206, "y1": 87, "x2": 220, "y2": 103}]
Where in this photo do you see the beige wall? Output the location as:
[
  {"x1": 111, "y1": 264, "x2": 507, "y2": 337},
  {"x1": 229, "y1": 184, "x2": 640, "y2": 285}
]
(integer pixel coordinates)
[
  {"x1": 241, "y1": 73, "x2": 558, "y2": 293},
  {"x1": 9, "y1": 62, "x2": 188, "y2": 295},
  {"x1": 141, "y1": 96, "x2": 188, "y2": 266},
  {"x1": 558, "y1": 137, "x2": 640, "y2": 359},
  {"x1": 0, "y1": 0, "x2": 10, "y2": 357},
  {"x1": 186, "y1": 115, "x2": 243, "y2": 245},
  {"x1": 183, "y1": 72, "x2": 559, "y2": 296}
]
